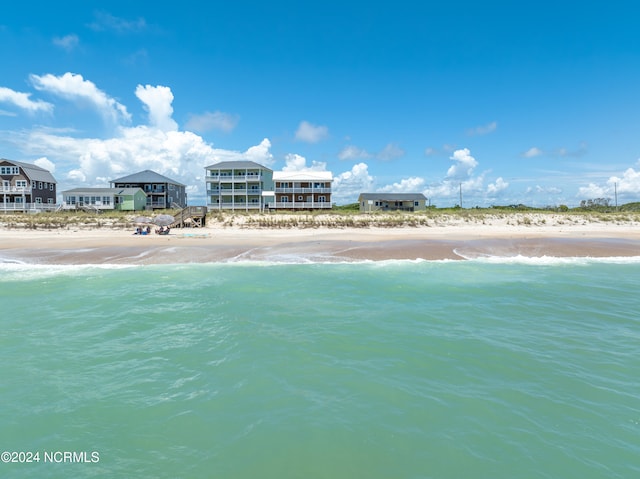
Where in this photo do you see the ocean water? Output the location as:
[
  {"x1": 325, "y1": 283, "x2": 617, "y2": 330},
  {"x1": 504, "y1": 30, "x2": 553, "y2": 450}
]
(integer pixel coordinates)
[{"x1": 1, "y1": 258, "x2": 639, "y2": 478}]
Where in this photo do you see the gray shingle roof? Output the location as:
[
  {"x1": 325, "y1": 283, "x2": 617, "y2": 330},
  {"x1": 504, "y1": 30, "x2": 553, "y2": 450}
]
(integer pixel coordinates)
[
  {"x1": 61, "y1": 187, "x2": 146, "y2": 196},
  {"x1": 111, "y1": 169, "x2": 184, "y2": 186},
  {"x1": 1, "y1": 159, "x2": 57, "y2": 184},
  {"x1": 358, "y1": 193, "x2": 426, "y2": 201},
  {"x1": 205, "y1": 160, "x2": 272, "y2": 171}
]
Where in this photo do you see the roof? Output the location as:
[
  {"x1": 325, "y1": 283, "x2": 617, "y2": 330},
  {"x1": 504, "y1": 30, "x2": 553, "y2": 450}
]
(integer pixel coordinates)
[
  {"x1": 111, "y1": 169, "x2": 184, "y2": 186},
  {"x1": 1, "y1": 158, "x2": 57, "y2": 184},
  {"x1": 61, "y1": 187, "x2": 146, "y2": 196},
  {"x1": 205, "y1": 160, "x2": 272, "y2": 171},
  {"x1": 273, "y1": 170, "x2": 333, "y2": 181},
  {"x1": 358, "y1": 193, "x2": 427, "y2": 201}
]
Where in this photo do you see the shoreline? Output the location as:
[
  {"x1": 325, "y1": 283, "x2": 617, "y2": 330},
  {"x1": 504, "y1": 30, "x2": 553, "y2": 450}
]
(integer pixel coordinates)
[{"x1": 1, "y1": 220, "x2": 639, "y2": 264}]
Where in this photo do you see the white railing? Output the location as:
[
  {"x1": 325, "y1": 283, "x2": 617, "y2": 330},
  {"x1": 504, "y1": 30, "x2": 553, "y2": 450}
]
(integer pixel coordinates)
[
  {"x1": 274, "y1": 187, "x2": 331, "y2": 194},
  {"x1": 0, "y1": 202, "x2": 58, "y2": 212},
  {"x1": 207, "y1": 174, "x2": 263, "y2": 181},
  {"x1": 207, "y1": 202, "x2": 263, "y2": 210},
  {"x1": 268, "y1": 202, "x2": 332, "y2": 209},
  {"x1": 0, "y1": 186, "x2": 32, "y2": 194}
]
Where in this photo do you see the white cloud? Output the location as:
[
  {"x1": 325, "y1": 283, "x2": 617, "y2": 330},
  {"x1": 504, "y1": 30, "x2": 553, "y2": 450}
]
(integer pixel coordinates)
[
  {"x1": 0, "y1": 87, "x2": 53, "y2": 113},
  {"x1": 295, "y1": 120, "x2": 328, "y2": 143},
  {"x1": 53, "y1": 34, "x2": 79, "y2": 51},
  {"x1": 377, "y1": 143, "x2": 405, "y2": 161},
  {"x1": 378, "y1": 177, "x2": 425, "y2": 193},
  {"x1": 282, "y1": 153, "x2": 327, "y2": 172},
  {"x1": 446, "y1": 148, "x2": 478, "y2": 179},
  {"x1": 30, "y1": 72, "x2": 130, "y2": 124},
  {"x1": 577, "y1": 183, "x2": 607, "y2": 199},
  {"x1": 135, "y1": 84, "x2": 178, "y2": 132},
  {"x1": 332, "y1": 163, "x2": 374, "y2": 204},
  {"x1": 34, "y1": 157, "x2": 55, "y2": 173},
  {"x1": 338, "y1": 145, "x2": 372, "y2": 161},
  {"x1": 523, "y1": 147, "x2": 543, "y2": 158},
  {"x1": 487, "y1": 177, "x2": 509, "y2": 194},
  {"x1": 467, "y1": 121, "x2": 497, "y2": 136},
  {"x1": 577, "y1": 165, "x2": 640, "y2": 202},
  {"x1": 185, "y1": 111, "x2": 239, "y2": 133}
]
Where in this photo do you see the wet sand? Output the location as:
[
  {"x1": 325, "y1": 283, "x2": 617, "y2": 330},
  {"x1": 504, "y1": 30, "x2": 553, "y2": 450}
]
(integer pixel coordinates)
[{"x1": 1, "y1": 222, "x2": 639, "y2": 264}]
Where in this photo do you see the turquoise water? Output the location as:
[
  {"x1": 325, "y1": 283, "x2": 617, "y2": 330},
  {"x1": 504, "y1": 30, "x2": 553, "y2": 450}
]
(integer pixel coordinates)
[{"x1": 1, "y1": 259, "x2": 639, "y2": 478}]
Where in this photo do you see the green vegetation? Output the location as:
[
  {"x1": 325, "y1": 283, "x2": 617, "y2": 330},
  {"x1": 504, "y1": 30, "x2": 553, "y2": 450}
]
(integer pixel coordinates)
[{"x1": 1, "y1": 204, "x2": 639, "y2": 230}]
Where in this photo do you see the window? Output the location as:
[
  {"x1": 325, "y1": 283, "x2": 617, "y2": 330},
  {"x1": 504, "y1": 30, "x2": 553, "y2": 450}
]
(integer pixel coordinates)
[
  {"x1": 16, "y1": 180, "x2": 27, "y2": 189},
  {"x1": 103, "y1": 197, "x2": 111, "y2": 205},
  {"x1": 281, "y1": 196, "x2": 289, "y2": 203},
  {"x1": 414, "y1": 201, "x2": 419, "y2": 206},
  {"x1": 35, "y1": 197, "x2": 42, "y2": 204},
  {"x1": 47, "y1": 198, "x2": 53, "y2": 204},
  {"x1": 38, "y1": 182, "x2": 43, "y2": 189},
  {"x1": 318, "y1": 196, "x2": 326, "y2": 202},
  {"x1": 50, "y1": 184, "x2": 54, "y2": 191},
  {"x1": 0, "y1": 166, "x2": 19, "y2": 175}
]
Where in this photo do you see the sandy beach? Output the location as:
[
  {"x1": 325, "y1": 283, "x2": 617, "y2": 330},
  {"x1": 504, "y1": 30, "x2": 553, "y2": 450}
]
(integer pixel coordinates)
[{"x1": 1, "y1": 213, "x2": 639, "y2": 264}]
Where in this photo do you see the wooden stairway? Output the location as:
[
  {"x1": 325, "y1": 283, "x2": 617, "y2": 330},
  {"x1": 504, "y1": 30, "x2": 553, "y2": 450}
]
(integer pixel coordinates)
[{"x1": 171, "y1": 206, "x2": 207, "y2": 228}]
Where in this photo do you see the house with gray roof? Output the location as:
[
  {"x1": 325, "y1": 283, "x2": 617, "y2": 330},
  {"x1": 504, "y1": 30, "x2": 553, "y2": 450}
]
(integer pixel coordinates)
[
  {"x1": 358, "y1": 193, "x2": 427, "y2": 212},
  {"x1": 61, "y1": 187, "x2": 147, "y2": 211},
  {"x1": 0, "y1": 158, "x2": 57, "y2": 211},
  {"x1": 205, "y1": 161, "x2": 274, "y2": 211},
  {"x1": 110, "y1": 170, "x2": 186, "y2": 209}
]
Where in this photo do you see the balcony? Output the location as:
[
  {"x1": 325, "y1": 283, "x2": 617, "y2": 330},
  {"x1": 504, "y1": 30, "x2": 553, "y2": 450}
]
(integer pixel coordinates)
[
  {"x1": 274, "y1": 187, "x2": 331, "y2": 194},
  {"x1": 267, "y1": 202, "x2": 332, "y2": 210},
  {"x1": 0, "y1": 186, "x2": 32, "y2": 194}
]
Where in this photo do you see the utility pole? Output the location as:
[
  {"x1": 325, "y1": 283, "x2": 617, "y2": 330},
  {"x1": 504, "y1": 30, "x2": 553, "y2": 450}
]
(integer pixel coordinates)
[
  {"x1": 614, "y1": 182, "x2": 618, "y2": 211},
  {"x1": 459, "y1": 183, "x2": 462, "y2": 208}
]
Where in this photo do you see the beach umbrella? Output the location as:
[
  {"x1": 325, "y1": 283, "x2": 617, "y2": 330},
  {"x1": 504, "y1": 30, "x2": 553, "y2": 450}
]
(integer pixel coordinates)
[
  {"x1": 133, "y1": 215, "x2": 153, "y2": 225},
  {"x1": 152, "y1": 214, "x2": 175, "y2": 226}
]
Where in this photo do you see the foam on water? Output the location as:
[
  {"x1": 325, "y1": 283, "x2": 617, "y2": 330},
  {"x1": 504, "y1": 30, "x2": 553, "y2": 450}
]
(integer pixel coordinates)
[{"x1": 1, "y1": 255, "x2": 639, "y2": 478}]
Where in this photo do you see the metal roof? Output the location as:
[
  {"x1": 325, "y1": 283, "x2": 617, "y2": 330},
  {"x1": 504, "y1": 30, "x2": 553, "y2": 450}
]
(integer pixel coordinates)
[
  {"x1": 205, "y1": 160, "x2": 273, "y2": 171},
  {"x1": 273, "y1": 170, "x2": 333, "y2": 181},
  {"x1": 1, "y1": 158, "x2": 57, "y2": 184},
  {"x1": 358, "y1": 193, "x2": 427, "y2": 201},
  {"x1": 110, "y1": 169, "x2": 184, "y2": 186},
  {"x1": 61, "y1": 187, "x2": 146, "y2": 196}
]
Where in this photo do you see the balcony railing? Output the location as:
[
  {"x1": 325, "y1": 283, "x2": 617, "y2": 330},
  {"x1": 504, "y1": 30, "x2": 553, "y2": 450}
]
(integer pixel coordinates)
[
  {"x1": 267, "y1": 202, "x2": 332, "y2": 210},
  {"x1": 208, "y1": 189, "x2": 262, "y2": 196},
  {"x1": 207, "y1": 202, "x2": 263, "y2": 210},
  {"x1": 274, "y1": 187, "x2": 331, "y2": 194},
  {"x1": 0, "y1": 186, "x2": 32, "y2": 194},
  {"x1": 207, "y1": 174, "x2": 263, "y2": 181},
  {"x1": 1, "y1": 202, "x2": 57, "y2": 212}
]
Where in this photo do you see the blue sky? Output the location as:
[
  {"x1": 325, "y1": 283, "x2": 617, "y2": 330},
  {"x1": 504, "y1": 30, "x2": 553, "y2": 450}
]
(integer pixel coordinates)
[{"x1": 1, "y1": 1, "x2": 640, "y2": 207}]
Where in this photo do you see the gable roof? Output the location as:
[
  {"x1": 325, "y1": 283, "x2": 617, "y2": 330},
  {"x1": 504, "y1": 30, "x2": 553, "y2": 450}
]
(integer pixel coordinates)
[
  {"x1": 1, "y1": 158, "x2": 57, "y2": 183},
  {"x1": 205, "y1": 160, "x2": 272, "y2": 171},
  {"x1": 110, "y1": 169, "x2": 184, "y2": 186},
  {"x1": 358, "y1": 193, "x2": 427, "y2": 201}
]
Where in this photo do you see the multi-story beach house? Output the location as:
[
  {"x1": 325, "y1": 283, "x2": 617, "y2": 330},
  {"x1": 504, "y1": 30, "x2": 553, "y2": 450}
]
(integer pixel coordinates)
[
  {"x1": 358, "y1": 193, "x2": 427, "y2": 212},
  {"x1": 205, "y1": 160, "x2": 273, "y2": 211},
  {"x1": 270, "y1": 171, "x2": 333, "y2": 210},
  {"x1": 0, "y1": 158, "x2": 57, "y2": 212},
  {"x1": 205, "y1": 161, "x2": 334, "y2": 211},
  {"x1": 61, "y1": 187, "x2": 147, "y2": 211},
  {"x1": 110, "y1": 170, "x2": 186, "y2": 210}
]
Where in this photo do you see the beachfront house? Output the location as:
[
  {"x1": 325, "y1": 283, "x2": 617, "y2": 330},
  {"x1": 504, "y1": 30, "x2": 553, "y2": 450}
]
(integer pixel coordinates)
[
  {"x1": 0, "y1": 158, "x2": 57, "y2": 212},
  {"x1": 62, "y1": 187, "x2": 147, "y2": 211},
  {"x1": 110, "y1": 170, "x2": 187, "y2": 210},
  {"x1": 358, "y1": 193, "x2": 427, "y2": 212},
  {"x1": 205, "y1": 160, "x2": 274, "y2": 211},
  {"x1": 269, "y1": 170, "x2": 333, "y2": 210}
]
